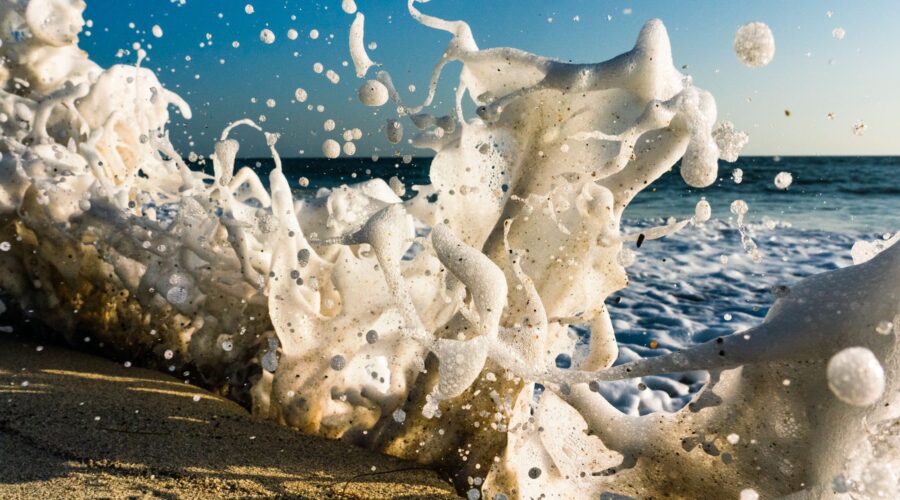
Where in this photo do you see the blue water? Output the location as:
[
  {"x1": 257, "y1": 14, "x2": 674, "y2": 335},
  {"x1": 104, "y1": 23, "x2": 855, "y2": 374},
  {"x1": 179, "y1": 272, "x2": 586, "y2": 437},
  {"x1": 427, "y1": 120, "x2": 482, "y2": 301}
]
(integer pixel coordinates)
[
  {"x1": 628, "y1": 156, "x2": 900, "y2": 234},
  {"x1": 229, "y1": 155, "x2": 899, "y2": 234},
  {"x1": 228, "y1": 155, "x2": 898, "y2": 415}
]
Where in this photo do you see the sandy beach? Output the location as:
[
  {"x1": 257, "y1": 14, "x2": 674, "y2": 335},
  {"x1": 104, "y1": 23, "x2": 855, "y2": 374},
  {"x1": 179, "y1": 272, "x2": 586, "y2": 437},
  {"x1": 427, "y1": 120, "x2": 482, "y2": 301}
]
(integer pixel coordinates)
[{"x1": 0, "y1": 335, "x2": 458, "y2": 499}]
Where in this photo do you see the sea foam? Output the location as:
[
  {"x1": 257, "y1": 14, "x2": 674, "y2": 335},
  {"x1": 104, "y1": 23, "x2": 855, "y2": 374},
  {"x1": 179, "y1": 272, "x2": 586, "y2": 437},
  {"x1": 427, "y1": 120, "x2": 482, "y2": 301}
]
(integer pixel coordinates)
[{"x1": 0, "y1": 1, "x2": 898, "y2": 498}]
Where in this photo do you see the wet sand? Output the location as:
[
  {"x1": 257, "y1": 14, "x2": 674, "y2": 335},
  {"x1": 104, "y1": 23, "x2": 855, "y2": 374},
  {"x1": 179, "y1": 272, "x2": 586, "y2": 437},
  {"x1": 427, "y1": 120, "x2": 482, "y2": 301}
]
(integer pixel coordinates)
[{"x1": 0, "y1": 335, "x2": 457, "y2": 499}]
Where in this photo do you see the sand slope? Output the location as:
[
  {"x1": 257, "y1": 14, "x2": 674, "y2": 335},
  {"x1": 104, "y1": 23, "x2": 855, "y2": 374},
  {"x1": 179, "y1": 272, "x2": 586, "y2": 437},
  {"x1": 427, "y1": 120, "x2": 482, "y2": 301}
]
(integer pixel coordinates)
[{"x1": 0, "y1": 335, "x2": 457, "y2": 499}]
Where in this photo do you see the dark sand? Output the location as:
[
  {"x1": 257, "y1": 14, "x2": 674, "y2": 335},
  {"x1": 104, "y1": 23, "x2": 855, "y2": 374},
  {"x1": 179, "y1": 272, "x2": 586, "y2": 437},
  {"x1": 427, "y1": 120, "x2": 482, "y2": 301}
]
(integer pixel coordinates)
[{"x1": 0, "y1": 335, "x2": 458, "y2": 499}]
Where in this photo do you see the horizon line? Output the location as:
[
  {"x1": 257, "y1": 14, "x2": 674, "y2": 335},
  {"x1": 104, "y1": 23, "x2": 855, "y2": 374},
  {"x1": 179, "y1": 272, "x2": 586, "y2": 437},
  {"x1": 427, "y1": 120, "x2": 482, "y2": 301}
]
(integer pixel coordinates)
[{"x1": 213, "y1": 154, "x2": 900, "y2": 161}]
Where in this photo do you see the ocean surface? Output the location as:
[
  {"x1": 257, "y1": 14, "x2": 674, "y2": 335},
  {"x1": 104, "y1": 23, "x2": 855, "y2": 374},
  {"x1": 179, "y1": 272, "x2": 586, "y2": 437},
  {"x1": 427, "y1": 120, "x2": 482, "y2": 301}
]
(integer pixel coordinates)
[{"x1": 231, "y1": 155, "x2": 899, "y2": 415}]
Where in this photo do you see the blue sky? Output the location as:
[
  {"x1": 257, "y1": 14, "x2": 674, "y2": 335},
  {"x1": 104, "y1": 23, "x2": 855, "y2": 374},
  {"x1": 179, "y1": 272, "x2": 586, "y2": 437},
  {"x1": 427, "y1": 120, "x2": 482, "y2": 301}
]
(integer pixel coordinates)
[{"x1": 80, "y1": 0, "x2": 900, "y2": 157}]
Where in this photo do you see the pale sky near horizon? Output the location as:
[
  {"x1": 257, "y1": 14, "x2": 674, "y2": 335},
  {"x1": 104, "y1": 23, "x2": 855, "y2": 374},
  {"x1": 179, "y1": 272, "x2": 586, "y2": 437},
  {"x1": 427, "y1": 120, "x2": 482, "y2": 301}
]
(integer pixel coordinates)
[{"x1": 80, "y1": 0, "x2": 900, "y2": 157}]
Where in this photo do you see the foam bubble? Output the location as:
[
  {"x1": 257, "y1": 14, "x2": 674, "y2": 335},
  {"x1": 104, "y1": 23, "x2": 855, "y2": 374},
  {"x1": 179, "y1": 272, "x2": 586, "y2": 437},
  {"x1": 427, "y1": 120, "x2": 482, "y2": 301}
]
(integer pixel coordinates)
[
  {"x1": 322, "y1": 139, "x2": 341, "y2": 158},
  {"x1": 330, "y1": 354, "x2": 346, "y2": 371},
  {"x1": 774, "y1": 171, "x2": 793, "y2": 190},
  {"x1": 259, "y1": 29, "x2": 275, "y2": 44},
  {"x1": 694, "y1": 199, "x2": 712, "y2": 223},
  {"x1": 713, "y1": 121, "x2": 749, "y2": 162},
  {"x1": 734, "y1": 22, "x2": 775, "y2": 68},
  {"x1": 358, "y1": 80, "x2": 389, "y2": 107},
  {"x1": 827, "y1": 347, "x2": 885, "y2": 407},
  {"x1": 740, "y1": 490, "x2": 759, "y2": 500},
  {"x1": 730, "y1": 200, "x2": 749, "y2": 216},
  {"x1": 386, "y1": 119, "x2": 403, "y2": 143}
]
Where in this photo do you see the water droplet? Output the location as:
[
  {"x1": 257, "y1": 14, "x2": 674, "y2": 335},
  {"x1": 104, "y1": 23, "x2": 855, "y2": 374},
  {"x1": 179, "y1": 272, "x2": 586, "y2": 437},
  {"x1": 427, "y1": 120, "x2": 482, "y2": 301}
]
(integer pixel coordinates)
[
  {"x1": 259, "y1": 29, "x2": 275, "y2": 44},
  {"x1": 330, "y1": 354, "x2": 346, "y2": 371},
  {"x1": 166, "y1": 286, "x2": 188, "y2": 305}
]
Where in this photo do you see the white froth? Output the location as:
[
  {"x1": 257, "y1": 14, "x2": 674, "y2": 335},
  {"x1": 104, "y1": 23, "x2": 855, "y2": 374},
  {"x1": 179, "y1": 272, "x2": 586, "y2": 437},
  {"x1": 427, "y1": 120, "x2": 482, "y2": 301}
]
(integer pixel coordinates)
[
  {"x1": 827, "y1": 347, "x2": 885, "y2": 407},
  {"x1": 342, "y1": 0, "x2": 358, "y2": 15},
  {"x1": 740, "y1": 490, "x2": 759, "y2": 500},
  {"x1": 349, "y1": 13, "x2": 378, "y2": 78},
  {"x1": 773, "y1": 171, "x2": 793, "y2": 190},
  {"x1": 734, "y1": 22, "x2": 775, "y2": 68},
  {"x1": 712, "y1": 121, "x2": 749, "y2": 162},
  {"x1": 694, "y1": 199, "x2": 712, "y2": 223},
  {"x1": 358, "y1": 80, "x2": 389, "y2": 107},
  {"x1": 259, "y1": 29, "x2": 275, "y2": 44},
  {"x1": 322, "y1": 139, "x2": 341, "y2": 158}
]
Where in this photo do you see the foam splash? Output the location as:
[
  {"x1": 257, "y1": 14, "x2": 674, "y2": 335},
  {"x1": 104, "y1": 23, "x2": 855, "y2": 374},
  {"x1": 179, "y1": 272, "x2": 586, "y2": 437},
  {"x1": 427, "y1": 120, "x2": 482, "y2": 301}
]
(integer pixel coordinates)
[
  {"x1": 734, "y1": 22, "x2": 776, "y2": 68},
  {"x1": 0, "y1": 1, "x2": 897, "y2": 498}
]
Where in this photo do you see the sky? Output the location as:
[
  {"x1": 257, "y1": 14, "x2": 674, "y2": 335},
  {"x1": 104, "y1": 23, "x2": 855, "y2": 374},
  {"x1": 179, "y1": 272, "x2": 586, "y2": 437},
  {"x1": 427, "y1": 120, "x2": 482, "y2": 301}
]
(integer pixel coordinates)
[{"x1": 78, "y1": 0, "x2": 900, "y2": 158}]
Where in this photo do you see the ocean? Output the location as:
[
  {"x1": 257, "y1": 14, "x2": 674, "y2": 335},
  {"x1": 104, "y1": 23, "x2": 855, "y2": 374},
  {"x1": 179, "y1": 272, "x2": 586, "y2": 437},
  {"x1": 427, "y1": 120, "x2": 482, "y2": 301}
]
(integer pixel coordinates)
[
  {"x1": 233, "y1": 156, "x2": 900, "y2": 234},
  {"x1": 229, "y1": 155, "x2": 899, "y2": 415}
]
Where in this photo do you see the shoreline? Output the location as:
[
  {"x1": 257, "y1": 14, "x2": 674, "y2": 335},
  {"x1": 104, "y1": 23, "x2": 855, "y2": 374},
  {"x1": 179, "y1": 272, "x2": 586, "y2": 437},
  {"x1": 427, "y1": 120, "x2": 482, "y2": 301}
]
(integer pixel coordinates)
[{"x1": 0, "y1": 334, "x2": 457, "y2": 499}]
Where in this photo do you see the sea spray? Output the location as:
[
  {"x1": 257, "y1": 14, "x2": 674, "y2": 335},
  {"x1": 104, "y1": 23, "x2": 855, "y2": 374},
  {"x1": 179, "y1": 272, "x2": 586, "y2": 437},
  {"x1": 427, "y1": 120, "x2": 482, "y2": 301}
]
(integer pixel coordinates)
[{"x1": 0, "y1": 1, "x2": 897, "y2": 499}]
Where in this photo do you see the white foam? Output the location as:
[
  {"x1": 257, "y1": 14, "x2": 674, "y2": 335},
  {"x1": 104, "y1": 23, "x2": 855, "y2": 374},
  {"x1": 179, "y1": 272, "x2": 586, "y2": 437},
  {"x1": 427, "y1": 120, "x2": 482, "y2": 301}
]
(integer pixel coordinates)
[
  {"x1": 828, "y1": 347, "x2": 885, "y2": 406},
  {"x1": 734, "y1": 22, "x2": 775, "y2": 68},
  {"x1": 357, "y1": 80, "x2": 389, "y2": 107},
  {"x1": 349, "y1": 13, "x2": 378, "y2": 78},
  {"x1": 1, "y1": 2, "x2": 896, "y2": 499},
  {"x1": 774, "y1": 171, "x2": 793, "y2": 190}
]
